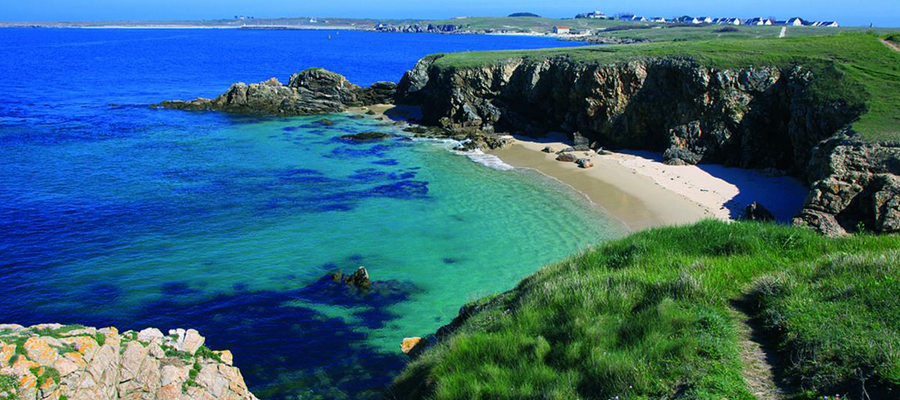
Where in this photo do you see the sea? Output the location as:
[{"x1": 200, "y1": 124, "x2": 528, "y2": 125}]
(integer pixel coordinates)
[{"x1": 0, "y1": 28, "x2": 625, "y2": 399}]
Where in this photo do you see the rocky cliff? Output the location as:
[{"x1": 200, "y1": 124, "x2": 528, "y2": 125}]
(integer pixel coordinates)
[
  {"x1": 157, "y1": 68, "x2": 396, "y2": 115},
  {"x1": 0, "y1": 324, "x2": 257, "y2": 400},
  {"x1": 396, "y1": 55, "x2": 900, "y2": 235}
]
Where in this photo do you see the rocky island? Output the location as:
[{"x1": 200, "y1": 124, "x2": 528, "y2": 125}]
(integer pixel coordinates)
[{"x1": 0, "y1": 324, "x2": 257, "y2": 400}]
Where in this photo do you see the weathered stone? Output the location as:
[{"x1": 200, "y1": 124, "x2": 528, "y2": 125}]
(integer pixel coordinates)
[
  {"x1": 400, "y1": 337, "x2": 422, "y2": 354},
  {"x1": 576, "y1": 158, "x2": 594, "y2": 169},
  {"x1": 556, "y1": 153, "x2": 578, "y2": 162},
  {"x1": 137, "y1": 327, "x2": 164, "y2": 343},
  {"x1": 542, "y1": 146, "x2": 553, "y2": 153},
  {"x1": 346, "y1": 266, "x2": 371, "y2": 290}
]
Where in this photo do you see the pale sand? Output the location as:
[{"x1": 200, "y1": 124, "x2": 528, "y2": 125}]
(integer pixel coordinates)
[{"x1": 490, "y1": 133, "x2": 808, "y2": 231}]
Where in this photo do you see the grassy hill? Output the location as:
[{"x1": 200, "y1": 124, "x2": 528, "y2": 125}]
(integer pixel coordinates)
[
  {"x1": 429, "y1": 33, "x2": 900, "y2": 142},
  {"x1": 388, "y1": 221, "x2": 900, "y2": 400}
]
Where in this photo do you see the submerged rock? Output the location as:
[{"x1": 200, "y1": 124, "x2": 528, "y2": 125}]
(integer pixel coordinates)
[
  {"x1": 339, "y1": 131, "x2": 395, "y2": 141},
  {"x1": 0, "y1": 324, "x2": 258, "y2": 400},
  {"x1": 156, "y1": 68, "x2": 397, "y2": 116}
]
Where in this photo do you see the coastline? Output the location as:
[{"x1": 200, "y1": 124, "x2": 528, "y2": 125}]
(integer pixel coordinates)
[
  {"x1": 488, "y1": 134, "x2": 809, "y2": 232},
  {"x1": 489, "y1": 138, "x2": 713, "y2": 231}
]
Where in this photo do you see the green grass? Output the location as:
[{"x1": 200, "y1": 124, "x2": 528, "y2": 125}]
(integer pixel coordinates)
[
  {"x1": 0, "y1": 374, "x2": 17, "y2": 400},
  {"x1": 749, "y1": 252, "x2": 900, "y2": 397},
  {"x1": 387, "y1": 221, "x2": 900, "y2": 400},
  {"x1": 430, "y1": 33, "x2": 900, "y2": 142}
]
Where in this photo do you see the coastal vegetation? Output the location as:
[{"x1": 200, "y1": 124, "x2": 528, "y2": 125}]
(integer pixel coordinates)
[
  {"x1": 427, "y1": 32, "x2": 900, "y2": 142},
  {"x1": 387, "y1": 221, "x2": 900, "y2": 399}
]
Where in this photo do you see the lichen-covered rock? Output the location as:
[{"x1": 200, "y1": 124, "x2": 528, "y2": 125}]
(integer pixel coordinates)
[
  {"x1": 157, "y1": 68, "x2": 397, "y2": 116},
  {"x1": 0, "y1": 324, "x2": 258, "y2": 400}
]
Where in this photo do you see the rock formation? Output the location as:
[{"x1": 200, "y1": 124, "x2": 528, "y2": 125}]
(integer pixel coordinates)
[
  {"x1": 395, "y1": 54, "x2": 900, "y2": 235},
  {"x1": 157, "y1": 68, "x2": 396, "y2": 116},
  {"x1": 0, "y1": 324, "x2": 257, "y2": 400}
]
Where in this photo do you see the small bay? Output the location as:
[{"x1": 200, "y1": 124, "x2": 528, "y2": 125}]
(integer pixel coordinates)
[{"x1": 0, "y1": 29, "x2": 623, "y2": 398}]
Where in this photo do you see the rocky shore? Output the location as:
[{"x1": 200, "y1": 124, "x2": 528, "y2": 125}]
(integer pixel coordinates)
[
  {"x1": 0, "y1": 324, "x2": 257, "y2": 400},
  {"x1": 155, "y1": 53, "x2": 898, "y2": 236},
  {"x1": 393, "y1": 54, "x2": 900, "y2": 235},
  {"x1": 156, "y1": 68, "x2": 396, "y2": 116}
]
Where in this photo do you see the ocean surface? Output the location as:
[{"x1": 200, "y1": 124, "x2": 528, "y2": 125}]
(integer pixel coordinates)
[{"x1": 0, "y1": 29, "x2": 624, "y2": 399}]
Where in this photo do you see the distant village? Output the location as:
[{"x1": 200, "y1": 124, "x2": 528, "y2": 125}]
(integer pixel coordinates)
[{"x1": 572, "y1": 11, "x2": 839, "y2": 28}]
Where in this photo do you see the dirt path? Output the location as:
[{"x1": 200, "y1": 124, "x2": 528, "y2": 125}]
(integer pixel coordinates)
[
  {"x1": 729, "y1": 305, "x2": 790, "y2": 399},
  {"x1": 882, "y1": 38, "x2": 900, "y2": 53}
]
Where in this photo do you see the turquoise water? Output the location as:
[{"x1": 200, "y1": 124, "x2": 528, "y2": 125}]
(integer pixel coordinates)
[{"x1": 0, "y1": 29, "x2": 622, "y2": 398}]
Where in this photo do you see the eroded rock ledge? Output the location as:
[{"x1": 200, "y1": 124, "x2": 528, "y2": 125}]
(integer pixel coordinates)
[
  {"x1": 156, "y1": 68, "x2": 397, "y2": 115},
  {"x1": 0, "y1": 323, "x2": 258, "y2": 400},
  {"x1": 394, "y1": 55, "x2": 900, "y2": 235}
]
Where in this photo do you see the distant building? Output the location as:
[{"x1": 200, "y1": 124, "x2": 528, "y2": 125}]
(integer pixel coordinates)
[
  {"x1": 650, "y1": 17, "x2": 667, "y2": 23},
  {"x1": 553, "y1": 25, "x2": 571, "y2": 34},
  {"x1": 618, "y1": 14, "x2": 636, "y2": 22},
  {"x1": 715, "y1": 18, "x2": 742, "y2": 25},
  {"x1": 819, "y1": 21, "x2": 840, "y2": 27},
  {"x1": 746, "y1": 18, "x2": 773, "y2": 26},
  {"x1": 698, "y1": 16, "x2": 713, "y2": 24},
  {"x1": 575, "y1": 11, "x2": 607, "y2": 19},
  {"x1": 787, "y1": 17, "x2": 804, "y2": 26}
]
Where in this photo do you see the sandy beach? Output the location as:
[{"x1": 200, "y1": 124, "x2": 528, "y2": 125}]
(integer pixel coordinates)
[
  {"x1": 489, "y1": 133, "x2": 808, "y2": 232},
  {"x1": 349, "y1": 106, "x2": 808, "y2": 232}
]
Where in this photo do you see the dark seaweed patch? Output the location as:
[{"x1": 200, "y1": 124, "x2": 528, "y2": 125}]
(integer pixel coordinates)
[{"x1": 372, "y1": 159, "x2": 399, "y2": 166}]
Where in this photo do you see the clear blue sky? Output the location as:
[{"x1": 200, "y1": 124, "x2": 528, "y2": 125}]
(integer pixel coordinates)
[{"x1": 3, "y1": 0, "x2": 899, "y2": 27}]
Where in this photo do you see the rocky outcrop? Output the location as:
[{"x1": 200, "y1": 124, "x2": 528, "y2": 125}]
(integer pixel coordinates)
[
  {"x1": 375, "y1": 24, "x2": 468, "y2": 34},
  {"x1": 794, "y1": 138, "x2": 900, "y2": 235},
  {"x1": 395, "y1": 55, "x2": 900, "y2": 235},
  {"x1": 157, "y1": 68, "x2": 396, "y2": 115},
  {"x1": 0, "y1": 324, "x2": 257, "y2": 400}
]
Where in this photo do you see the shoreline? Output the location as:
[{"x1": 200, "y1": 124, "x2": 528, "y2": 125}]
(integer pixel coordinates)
[
  {"x1": 343, "y1": 105, "x2": 809, "y2": 233},
  {"x1": 489, "y1": 134, "x2": 809, "y2": 232}
]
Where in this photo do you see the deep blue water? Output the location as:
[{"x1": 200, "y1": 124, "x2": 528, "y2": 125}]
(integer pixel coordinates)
[{"x1": 0, "y1": 29, "x2": 619, "y2": 399}]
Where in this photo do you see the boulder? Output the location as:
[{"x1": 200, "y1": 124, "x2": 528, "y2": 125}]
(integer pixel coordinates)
[
  {"x1": 556, "y1": 147, "x2": 576, "y2": 154},
  {"x1": 345, "y1": 267, "x2": 371, "y2": 290},
  {"x1": 743, "y1": 202, "x2": 775, "y2": 221},
  {"x1": 542, "y1": 146, "x2": 553, "y2": 153},
  {"x1": 557, "y1": 153, "x2": 578, "y2": 162},
  {"x1": 400, "y1": 337, "x2": 422, "y2": 355},
  {"x1": 576, "y1": 158, "x2": 594, "y2": 169}
]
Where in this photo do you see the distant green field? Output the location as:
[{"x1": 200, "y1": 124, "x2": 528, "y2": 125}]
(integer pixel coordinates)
[
  {"x1": 388, "y1": 221, "x2": 900, "y2": 400},
  {"x1": 431, "y1": 33, "x2": 900, "y2": 142},
  {"x1": 426, "y1": 16, "x2": 895, "y2": 39}
]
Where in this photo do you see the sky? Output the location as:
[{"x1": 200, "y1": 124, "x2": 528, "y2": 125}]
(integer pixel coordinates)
[{"x1": 2, "y1": 0, "x2": 899, "y2": 27}]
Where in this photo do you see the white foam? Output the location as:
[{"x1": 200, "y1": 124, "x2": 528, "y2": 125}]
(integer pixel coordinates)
[{"x1": 460, "y1": 149, "x2": 516, "y2": 171}]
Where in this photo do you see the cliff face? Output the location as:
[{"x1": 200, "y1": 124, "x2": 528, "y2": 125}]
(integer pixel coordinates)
[
  {"x1": 397, "y1": 55, "x2": 900, "y2": 235},
  {"x1": 158, "y1": 68, "x2": 397, "y2": 115},
  {"x1": 0, "y1": 324, "x2": 258, "y2": 400}
]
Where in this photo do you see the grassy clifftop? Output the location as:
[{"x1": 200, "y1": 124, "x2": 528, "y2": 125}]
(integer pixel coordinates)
[
  {"x1": 388, "y1": 221, "x2": 900, "y2": 400},
  {"x1": 429, "y1": 33, "x2": 900, "y2": 142}
]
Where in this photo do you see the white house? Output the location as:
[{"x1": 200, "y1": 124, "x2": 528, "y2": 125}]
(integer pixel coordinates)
[
  {"x1": 747, "y1": 18, "x2": 773, "y2": 26},
  {"x1": 553, "y1": 25, "x2": 570, "y2": 34},
  {"x1": 699, "y1": 16, "x2": 713, "y2": 24},
  {"x1": 631, "y1": 16, "x2": 648, "y2": 22},
  {"x1": 651, "y1": 17, "x2": 667, "y2": 23},
  {"x1": 787, "y1": 17, "x2": 804, "y2": 26},
  {"x1": 820, "y1": 21, "x2": 839, "y2": 27}
]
